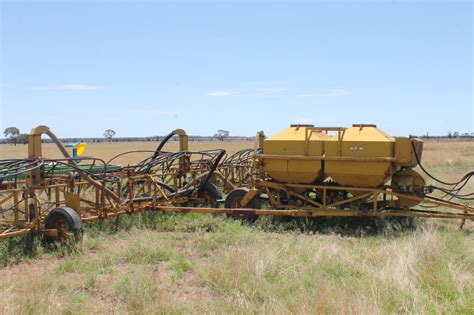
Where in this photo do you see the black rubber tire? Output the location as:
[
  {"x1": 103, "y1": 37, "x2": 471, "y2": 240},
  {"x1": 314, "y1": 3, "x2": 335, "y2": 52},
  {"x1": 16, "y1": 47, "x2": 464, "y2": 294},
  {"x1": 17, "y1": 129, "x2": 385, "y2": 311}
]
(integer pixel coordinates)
[
  {"x1": 224, "y1": 188, "x2": 260, "y2": 222},
  {"x1": 198, "y1": 183, "x2": 222, "y2": 208},
  {"x1": 44, "y1": 207, "x2": 83, "y2": 244}
]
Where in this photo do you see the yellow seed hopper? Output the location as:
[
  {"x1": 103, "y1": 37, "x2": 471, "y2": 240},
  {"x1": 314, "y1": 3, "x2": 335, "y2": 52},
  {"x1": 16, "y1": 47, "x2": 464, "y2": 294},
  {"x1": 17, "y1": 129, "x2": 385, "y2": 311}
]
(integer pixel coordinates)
[
  {"x1": 263, "y1": 124, "x2": 423, "y2": 183},
  {"x1": 260, "y1": 124, "x2": 425, "y2": 206}
]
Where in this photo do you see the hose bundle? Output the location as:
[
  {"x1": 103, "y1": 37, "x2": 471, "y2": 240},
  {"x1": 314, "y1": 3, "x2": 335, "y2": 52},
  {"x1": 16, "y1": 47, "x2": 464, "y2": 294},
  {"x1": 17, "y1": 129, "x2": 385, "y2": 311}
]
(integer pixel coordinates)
[{"x1": 412, "y1": 142, "x2": 474, "y2": 202}]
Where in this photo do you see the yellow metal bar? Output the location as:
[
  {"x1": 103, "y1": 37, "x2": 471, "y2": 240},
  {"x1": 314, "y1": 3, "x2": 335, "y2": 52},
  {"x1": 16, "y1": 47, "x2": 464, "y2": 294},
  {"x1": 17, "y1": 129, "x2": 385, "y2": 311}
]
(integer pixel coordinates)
[
  {"x1": 241, "y1": 189, "x2": 258, "y2": 207},
  {"x1": 258, "y1": 154, "x2": 398, "y2": 162},
  {"x1": 0, "y1": 229, "x2": 32, "y2": 239},
  {"x1": 258, "y1": 181, "x2": 474, "y2": 216},
  {"x1": 14, "y1": 192, "x2": 19, "y2": 223},
  {"x1": 0, "y1": 192, "x2": 15, "y2": 205},
  {"x1": 144, "y1": 205, "x2": 474, "y2": 220},
  {"x1": 327, "y1": 192, "x2": 372, "y2": 208}
]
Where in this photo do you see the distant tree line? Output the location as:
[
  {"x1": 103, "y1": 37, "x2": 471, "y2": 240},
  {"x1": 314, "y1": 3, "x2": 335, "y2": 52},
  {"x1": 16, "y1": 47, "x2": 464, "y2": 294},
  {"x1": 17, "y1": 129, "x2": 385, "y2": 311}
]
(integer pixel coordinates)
[
  {"x1": 3, "y1": 127, "x2": 28, "y2": 145},
  {"x1": 416, "y1": 131, "x2": 474, "y2": 139},
  {"x1": 1, "y1": 127, "x2": 252, "y2": 144},
  {"x1": 5, "y1": 126, "x2": 471, "y2": 145}
]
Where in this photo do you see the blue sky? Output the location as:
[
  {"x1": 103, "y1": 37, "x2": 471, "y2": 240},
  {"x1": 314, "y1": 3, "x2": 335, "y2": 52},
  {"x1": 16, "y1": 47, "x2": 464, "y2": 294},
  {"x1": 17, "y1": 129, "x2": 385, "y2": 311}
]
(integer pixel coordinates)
[{"x1": 1, "y1": 1, "x2": 472, "y2": 138}]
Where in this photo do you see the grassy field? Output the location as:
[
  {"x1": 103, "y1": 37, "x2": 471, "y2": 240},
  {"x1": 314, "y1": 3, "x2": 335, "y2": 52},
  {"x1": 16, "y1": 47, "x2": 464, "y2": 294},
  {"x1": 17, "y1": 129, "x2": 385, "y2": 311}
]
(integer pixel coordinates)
[
  {"x1": 0, "y1": 140, "x2": 254, "y2": 165},
  {"x1": 0, "y1": 139, "x2": 473, "y2": 314}
]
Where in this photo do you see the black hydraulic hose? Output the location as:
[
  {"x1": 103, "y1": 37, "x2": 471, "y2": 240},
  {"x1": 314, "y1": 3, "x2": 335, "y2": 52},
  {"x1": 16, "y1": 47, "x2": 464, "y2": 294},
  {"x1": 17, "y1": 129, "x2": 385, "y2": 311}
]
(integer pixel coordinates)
[
  {"x1": 106, "y1": 150, "x2": 156, "y2": 165},
  {"x1": 222, "y1": 148, "x2": 254, "y2": 165},
  {"x1": 45, "y1": 157, "x2": 119, "y2": 182},
  {"x1": 431, "y1": 186, "x2": 474, "y2": 201},
  {"x1": 432, "y1": 185, "x2": 474, "y2": 197},
  {"x1": 422, "y1": 173, "x2": 473, "y2": 207},
  {"x1": 0, "y1": 159, "x2": 28, "y2": 170},
  {"x1": 447, "y1": 177, "x2": 471, "y2": 195},
  {"x1": 411, "y1": 141, "x2": 474, "y2": 186},
  {"x1": 153, "y1": 131, "x2": 176, "y2": 158},
  {"x1": 134, "y1": 151, "x2": 178, "y2": 174},
  {"x1": 0, "y1": 159, "x2": 45, "y2": 180},
  {"x1": 197, "y1": 149, "x2": 226, "y2": 192}
]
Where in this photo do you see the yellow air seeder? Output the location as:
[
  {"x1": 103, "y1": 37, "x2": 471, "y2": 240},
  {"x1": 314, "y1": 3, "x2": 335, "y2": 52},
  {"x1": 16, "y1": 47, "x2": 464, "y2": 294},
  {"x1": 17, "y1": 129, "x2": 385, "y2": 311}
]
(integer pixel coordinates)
[
  {"x1": 0, "y1": 124, "x2": 473, "y2": 243},
  {"x1": 222, "y1": 124, "x2": 473, "y2": 225}
]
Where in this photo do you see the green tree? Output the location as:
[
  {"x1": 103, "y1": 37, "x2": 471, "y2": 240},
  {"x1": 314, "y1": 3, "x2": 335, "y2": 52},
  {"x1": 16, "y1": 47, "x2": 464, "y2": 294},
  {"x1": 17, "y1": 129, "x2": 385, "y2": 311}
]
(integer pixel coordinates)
[
  {"x1": 103, "y1": 129, "x2": 116, "y2": 143},
  {"x1": 17, "y1": 134, "x2": 29, "y2": 145},
  {"x1": 214, "y1": 129, "x2": 229, "y2": 141},
  {"x1": 4, "y1": 127, "x2": 20, "y2": 146}
]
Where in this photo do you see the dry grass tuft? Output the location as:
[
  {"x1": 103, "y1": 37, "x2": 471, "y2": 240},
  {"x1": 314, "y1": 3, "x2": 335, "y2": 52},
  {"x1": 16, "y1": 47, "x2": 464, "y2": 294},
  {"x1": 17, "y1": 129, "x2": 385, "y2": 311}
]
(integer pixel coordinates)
[
  {"x1": 0, "y1": 220, "x2": 472, "y2": 314},
  {"x1": 0, "y1": 140, "x2": 473, "y2": 313}
]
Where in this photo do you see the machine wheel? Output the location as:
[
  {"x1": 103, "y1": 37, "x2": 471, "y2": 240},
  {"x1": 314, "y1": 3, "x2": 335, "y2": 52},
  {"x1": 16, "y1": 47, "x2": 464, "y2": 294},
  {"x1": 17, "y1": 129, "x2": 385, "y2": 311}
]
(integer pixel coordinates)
[
  {"x1": 44, "y1": 207, "x2": 83, "y2": 244},
  {"x1": 197, "y1": 183, "x2": 222, "y2": 208},
  {"x1": 225, "y1": 188, "x2": 260, "y2": 222}
]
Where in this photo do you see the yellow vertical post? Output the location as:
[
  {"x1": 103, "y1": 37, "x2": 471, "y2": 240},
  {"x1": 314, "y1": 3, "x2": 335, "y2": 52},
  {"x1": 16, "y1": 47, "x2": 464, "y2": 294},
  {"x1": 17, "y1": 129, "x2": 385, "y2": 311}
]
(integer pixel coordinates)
[
  {"x1": 172, "y1": 129, "x2": 189, "y2": 151},
  {"x1": 256, "y1": 131, "x2": 265, "y2": 150},
  {"x1": 13, "y1": 192, "x2": 19, "y2": 223},
  {"x1": 28, "y1": 126, "x2": 50, "y2": 186},
  {"x1": 172, "y1": 129, "x2": 190, "y2": 173},
  {"x1": 55, "y1": 186, "x2": 60, "y2": 207}
]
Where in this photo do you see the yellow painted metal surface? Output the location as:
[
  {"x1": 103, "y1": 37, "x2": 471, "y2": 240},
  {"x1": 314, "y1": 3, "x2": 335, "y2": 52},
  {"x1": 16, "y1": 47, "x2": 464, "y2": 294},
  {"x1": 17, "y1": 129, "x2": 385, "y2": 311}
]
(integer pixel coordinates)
[
  {"x1": 172, "y1": 129, "x2": 189, "y2": 151},
  {"x1": 260, "y1": 124, "x2": 423, "y2": 188},
  {"x1": 28, "y1": 125, "x2": 50, "y2": 159},
  {"x1": 241, "y1": 189, "x2": 258, "y2": 207},
  {"x1": 325, "y1": 124, "x2": 395, "y2": 188},
  {"x1": 65, "y1": 192, "x2": 81, "y2": 212},
  {"x1": 263, "y1": 125, "x2": 331, "y2": 183}
]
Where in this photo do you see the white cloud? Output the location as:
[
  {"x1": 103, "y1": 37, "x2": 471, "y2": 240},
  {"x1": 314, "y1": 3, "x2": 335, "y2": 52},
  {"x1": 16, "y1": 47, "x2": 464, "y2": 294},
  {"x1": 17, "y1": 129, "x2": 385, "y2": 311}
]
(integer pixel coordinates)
[
  {"x1": 207, "y1": 91, "x2": 235, "y2": 96},
  {"x1": 326, "y1": 89, "x2": 347, "y2": 97},
  {"x1": 298, "y1": 93, "x2": 321, "y2": 97},
  {"x1": 245, "y1": 87, "x2": 289, "y2": 97},
  {"x1": 32, "y1": 84, "x2": 103, "y2": 91},
  {"x1": 208, "y1": 87, "x2": 349, "y2": 97},
  {"x1": 207, "y1": 88, "x2": 288, "y2": 97},
  {"x1": 298, "y1": 89, "x2": 348, "y2": 97}
]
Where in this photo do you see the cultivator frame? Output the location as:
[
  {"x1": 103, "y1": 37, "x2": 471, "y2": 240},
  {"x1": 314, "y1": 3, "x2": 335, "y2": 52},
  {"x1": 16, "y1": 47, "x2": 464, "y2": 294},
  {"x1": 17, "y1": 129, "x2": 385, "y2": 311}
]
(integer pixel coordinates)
[
  {"x1": 0, "y1": 125, "x2": 473, "y2": 242},
  {"x1": 142, "y1": 181, "x2": 473, "y2": 232},
  {"x1": 0, "y1": 126, "x2": 227, "y2": 241},
  {"x1": 212, "y1": 148, "x2": 261, "y2": 193},
  {"x1": 256, "y1": 181, "x2": 473, "y2": 220}
]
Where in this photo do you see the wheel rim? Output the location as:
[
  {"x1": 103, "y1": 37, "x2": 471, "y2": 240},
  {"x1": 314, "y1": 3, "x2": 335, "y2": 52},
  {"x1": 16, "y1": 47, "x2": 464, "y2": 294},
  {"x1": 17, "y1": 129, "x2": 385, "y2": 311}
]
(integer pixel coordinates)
[
  {"x1": 198, "y1": 191, "x2": 216, "y2": 207},
  {"x1": 230, "y1": 195, "x2": 243, "y2": 208},
  {"x1": 228, "y1": 195, "x2": 254, "y2": 219},
  {"x1": 50, "y1": 216, "x2": 72, "y2": 242}
]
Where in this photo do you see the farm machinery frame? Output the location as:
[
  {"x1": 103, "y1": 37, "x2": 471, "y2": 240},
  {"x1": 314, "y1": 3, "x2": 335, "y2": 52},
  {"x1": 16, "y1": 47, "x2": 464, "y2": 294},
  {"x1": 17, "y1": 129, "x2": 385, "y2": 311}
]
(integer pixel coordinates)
[
  {"x1": 0, "y1": 124, "x2": 473, "y2": 243},
  {"x1": 216, "y1": 125, "x2": 474, "y2": 225},
  {"x1": 0, "y1": 126, "x2": 226, "y2": 241}
]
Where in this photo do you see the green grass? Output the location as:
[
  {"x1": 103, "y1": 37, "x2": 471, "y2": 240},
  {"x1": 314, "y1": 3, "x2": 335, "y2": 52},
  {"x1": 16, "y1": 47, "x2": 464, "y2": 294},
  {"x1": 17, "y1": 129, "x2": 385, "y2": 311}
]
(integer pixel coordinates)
[
  {"x1": 1, "y1": 136, "x2": 473, "y2": 313},
  {"x1": 0, "y1": 213, "x2": 472, "y2": 314}
]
